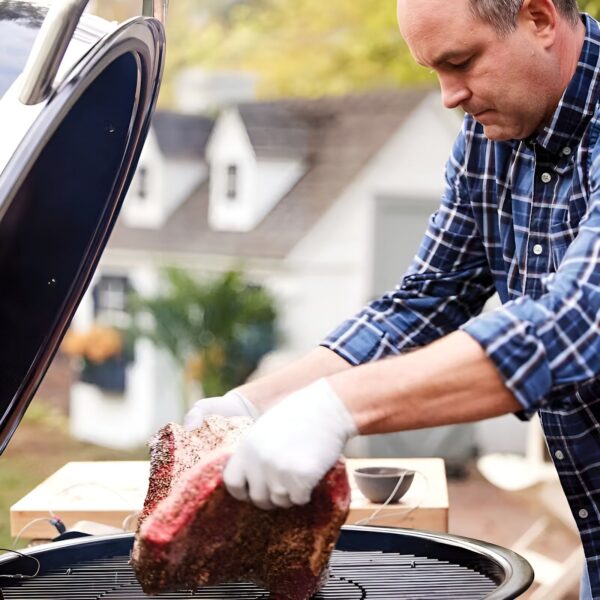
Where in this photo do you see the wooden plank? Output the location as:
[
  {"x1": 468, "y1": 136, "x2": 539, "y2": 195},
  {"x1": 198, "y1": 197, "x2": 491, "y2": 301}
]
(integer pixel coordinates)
[
  {"x1": 10, "y1": 458, "x2": 448, "y2": 539},
  {"x1": 10, "y1": 461, "x2": 149, "y2": 539}
]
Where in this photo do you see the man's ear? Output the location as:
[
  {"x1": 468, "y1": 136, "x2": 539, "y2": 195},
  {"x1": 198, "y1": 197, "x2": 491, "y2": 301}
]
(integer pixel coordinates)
[{"x1": 519, "y1": 0, "x2": 558, "y2": 47}]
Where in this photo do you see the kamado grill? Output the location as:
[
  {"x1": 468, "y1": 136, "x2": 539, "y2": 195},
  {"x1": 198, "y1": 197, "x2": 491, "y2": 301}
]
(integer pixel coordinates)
[{"x1": 0, "y1": 2, "x2": 534, "y2": 599}]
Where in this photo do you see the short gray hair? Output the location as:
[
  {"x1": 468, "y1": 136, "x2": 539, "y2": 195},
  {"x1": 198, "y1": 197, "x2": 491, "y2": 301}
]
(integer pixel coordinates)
[{"x1": 469, "y1": 0, "x2": 580, "y2": 35}]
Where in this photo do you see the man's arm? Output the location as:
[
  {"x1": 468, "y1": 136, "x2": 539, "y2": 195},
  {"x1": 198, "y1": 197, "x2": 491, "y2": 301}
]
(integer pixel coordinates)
[
  {"x1": 237, "y1": 328, "x2": 521, "y2": 428},
  {"x1": 330, "y1": 330, "x2": 521, "y2": 435}
]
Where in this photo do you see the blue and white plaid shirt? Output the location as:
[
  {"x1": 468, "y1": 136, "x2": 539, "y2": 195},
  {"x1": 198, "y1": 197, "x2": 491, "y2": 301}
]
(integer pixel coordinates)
[{"x1": 323, "y1": 13, "x2": 600, "y2": 592}]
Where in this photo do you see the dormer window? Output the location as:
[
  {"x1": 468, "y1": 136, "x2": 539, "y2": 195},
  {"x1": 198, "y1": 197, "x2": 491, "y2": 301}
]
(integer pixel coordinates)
[
  {"x1": 138, "y1": 166, "x2": 148, "y2": 200},
  {"x1": 226, "y1": 164, "x2": 238, "y2": 200}
]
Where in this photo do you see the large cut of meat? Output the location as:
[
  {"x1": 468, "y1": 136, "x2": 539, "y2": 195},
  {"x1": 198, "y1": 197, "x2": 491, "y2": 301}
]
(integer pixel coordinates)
[{"x1": 131, "y1": 417, "x2": 350, "y2": 599}]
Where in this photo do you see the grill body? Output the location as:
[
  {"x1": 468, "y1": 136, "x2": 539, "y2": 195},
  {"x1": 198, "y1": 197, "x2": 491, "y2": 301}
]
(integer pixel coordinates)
[{"x1": 0, "y1": 527, "x2": 533, "y2": 599}]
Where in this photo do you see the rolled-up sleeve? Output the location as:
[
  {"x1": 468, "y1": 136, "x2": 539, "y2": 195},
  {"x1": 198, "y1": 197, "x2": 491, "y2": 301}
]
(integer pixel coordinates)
[
  {"x1": 462, "y1": 160, "x2": 600, "y2": 414},
  {"x1": 322, "y1": 121, "x2": 496, "y2": 364}
]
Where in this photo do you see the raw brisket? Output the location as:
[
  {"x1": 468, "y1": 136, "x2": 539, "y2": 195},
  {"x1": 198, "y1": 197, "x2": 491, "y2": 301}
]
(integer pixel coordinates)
[{"x1": 132, "y1": 418, "x2": 350, "y2": 599}]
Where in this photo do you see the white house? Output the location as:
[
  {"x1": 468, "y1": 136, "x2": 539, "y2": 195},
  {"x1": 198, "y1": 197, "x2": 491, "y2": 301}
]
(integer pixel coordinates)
[{"x1": 69, "y1": 88, "x2": 529, "y2": 462}]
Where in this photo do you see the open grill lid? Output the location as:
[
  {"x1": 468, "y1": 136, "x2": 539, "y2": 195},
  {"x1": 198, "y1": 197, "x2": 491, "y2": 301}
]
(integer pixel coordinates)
[{"x1": 0, "y1": 0, "x2": 167, "y2": 454}]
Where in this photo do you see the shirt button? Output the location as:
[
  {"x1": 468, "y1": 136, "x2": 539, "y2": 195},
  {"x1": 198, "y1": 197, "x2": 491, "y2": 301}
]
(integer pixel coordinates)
[
  {"x1": 562, "y1": 147, "x2": 572, "y2": 156},
  {"x1": 541, "y1": 172, "x2": 552, "y2": 183},
  {"x1": 532, "y1": 244, "x2": 543, "y2": 255},
  {"x1": 579, "y1": 509, "x2": 589, "y2": 519},
  {"x1": 555, "y1": 450, "x2": 564, "y2": 460}
]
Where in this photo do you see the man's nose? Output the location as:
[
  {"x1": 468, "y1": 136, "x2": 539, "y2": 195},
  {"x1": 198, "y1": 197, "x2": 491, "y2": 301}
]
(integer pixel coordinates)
[{"x1": 439, "y1": 76, "x2": 471, "y2": 110}]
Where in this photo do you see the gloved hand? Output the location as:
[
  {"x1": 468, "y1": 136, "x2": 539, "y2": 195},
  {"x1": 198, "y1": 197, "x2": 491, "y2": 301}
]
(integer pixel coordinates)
[
  {"x1": 223, "y1": 378, "x2": 358, "y2": 510},
  {"x1": 183, "y1": 390, "x2": 259, "y2": 430}
]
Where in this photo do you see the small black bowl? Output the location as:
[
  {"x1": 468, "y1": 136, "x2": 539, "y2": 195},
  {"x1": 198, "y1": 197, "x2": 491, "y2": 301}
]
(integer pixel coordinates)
[{"x1": 353, "y1": 466, "x2": 415, "y2": 503}]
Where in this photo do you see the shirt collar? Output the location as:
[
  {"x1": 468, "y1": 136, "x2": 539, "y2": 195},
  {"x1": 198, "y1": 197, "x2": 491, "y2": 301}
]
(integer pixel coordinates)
[{"x1": 535, "y1": 14, "x2": 600, "y2": 155}]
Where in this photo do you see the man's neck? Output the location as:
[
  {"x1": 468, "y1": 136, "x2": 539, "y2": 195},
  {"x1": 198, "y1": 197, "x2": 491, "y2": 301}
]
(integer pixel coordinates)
[
  {"x1": 557, "y1": 18, "x2": 586, "y2": 90},
  {"x1": 537, "y1": 17, "x2": 586, "y2": 131}
]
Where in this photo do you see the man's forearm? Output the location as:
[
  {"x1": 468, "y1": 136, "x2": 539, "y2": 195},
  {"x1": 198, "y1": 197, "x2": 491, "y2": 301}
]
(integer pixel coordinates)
[
  {"x1": 236, "y1": 346, "x2": 352, "y2": 412},
  {"x1": 329, "y1": 330, "x2": 521, "y2": 434}
]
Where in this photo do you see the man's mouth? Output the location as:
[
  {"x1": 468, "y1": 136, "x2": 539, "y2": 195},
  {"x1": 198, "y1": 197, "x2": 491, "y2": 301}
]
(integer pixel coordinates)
[{"x1": 471, "y1": 109, "x2": 497, "y2": 124}]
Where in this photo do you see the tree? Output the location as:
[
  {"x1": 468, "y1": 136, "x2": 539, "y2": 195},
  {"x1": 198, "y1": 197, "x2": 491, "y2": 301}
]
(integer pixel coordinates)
[
  {"x1": 130, "y1": 269, "x2": 278, "y2": 397},
  {"x1": 159, "y1": 0, "x2": 432, "y2": 101},
  {"x1": 96, "y1": 1, "x2": 600, "y2": 105}
]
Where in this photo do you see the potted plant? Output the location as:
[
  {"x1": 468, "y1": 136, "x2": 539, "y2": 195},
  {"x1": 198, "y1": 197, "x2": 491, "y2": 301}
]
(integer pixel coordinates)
[{"x1": 61, "y1": 324, "x2": 132, "y2": 394}]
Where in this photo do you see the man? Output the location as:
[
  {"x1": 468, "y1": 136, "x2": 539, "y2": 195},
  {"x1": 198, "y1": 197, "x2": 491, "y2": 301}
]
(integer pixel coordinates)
[{"x1": 185, "y1": 0, "x2": 600, "y2": 596}]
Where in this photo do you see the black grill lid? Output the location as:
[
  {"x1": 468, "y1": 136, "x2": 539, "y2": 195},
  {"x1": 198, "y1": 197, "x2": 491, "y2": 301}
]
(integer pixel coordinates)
[{"x1": 0, "y1": 1, "x2": 165, "y2": 454}]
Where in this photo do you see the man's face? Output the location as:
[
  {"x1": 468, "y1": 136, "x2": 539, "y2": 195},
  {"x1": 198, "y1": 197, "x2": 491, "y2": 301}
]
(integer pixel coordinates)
[{"x1": 397, "y1": 0, "x2": 558, "y2": 141}]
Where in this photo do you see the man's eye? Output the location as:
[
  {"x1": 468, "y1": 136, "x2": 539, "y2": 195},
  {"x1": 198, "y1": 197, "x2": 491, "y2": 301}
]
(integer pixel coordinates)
[{"x1": 450, "y1": 58, "x2": 472, "y2": 70}]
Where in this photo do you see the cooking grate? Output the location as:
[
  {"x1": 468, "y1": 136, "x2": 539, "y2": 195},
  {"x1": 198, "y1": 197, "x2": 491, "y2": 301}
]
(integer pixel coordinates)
[
  {"x1": 0, "y1": 548, "x2": 497, "y2": 599},
  {"x1": 0, "y1": 528, "x2": 532, "y2": 600}
]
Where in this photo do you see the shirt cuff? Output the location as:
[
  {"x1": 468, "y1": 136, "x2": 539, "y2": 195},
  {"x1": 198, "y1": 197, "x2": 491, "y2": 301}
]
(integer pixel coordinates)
[{"x1": 321, "y1": 317, "x2": 395, "y2": 366}]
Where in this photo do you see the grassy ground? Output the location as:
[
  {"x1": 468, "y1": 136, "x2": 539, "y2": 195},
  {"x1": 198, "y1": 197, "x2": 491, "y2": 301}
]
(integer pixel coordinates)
[{"x1": 0, "y1": 402, "x2": 147, "y2": 551}]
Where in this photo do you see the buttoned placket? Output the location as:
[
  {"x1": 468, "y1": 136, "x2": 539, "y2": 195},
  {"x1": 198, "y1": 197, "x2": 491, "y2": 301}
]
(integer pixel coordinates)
[
  {"x1": 524, "y1": 149, "x2": 553, "y2": 296},
  {"x1": 543, "y1": 391, "x2": 597, "y2": 536},
  {"x1": 545, "y1": 434, "x2": 592, "y2": 525}
]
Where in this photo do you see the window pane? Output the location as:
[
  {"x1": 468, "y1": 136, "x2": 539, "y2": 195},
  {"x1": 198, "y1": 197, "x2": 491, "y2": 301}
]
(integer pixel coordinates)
[{"x1": 226, "y1": 164, "x2": 237, "y2": 199}]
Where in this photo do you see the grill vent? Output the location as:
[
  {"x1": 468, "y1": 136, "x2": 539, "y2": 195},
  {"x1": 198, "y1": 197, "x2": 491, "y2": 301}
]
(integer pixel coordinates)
[{"x1": 1, "y1": 549, "x2": 497, "y2": 599}]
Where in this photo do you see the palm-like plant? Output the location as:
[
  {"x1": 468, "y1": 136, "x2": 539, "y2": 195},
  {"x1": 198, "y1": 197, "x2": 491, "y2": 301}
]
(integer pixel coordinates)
[{"x1": 130, "y1": 268, "x2": 277, "y2": 397}]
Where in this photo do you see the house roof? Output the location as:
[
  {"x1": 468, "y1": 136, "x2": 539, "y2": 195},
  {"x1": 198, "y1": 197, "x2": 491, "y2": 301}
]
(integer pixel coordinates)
[
  {"x1": 109, "y1": 88, "x2": 433, "y2": 260},
  {"x1": 237, "y1": 103, "x2": 309, "y2": 159},
  {"x1": 151, "y1": 110, "x2": 214, "y2": 159}
]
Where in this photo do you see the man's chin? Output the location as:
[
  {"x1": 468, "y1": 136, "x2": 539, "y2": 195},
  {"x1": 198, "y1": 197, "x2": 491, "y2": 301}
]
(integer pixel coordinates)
[
  {"x1": 478, "y1": 116, "x2": 536, "y2": 142},
  {"x1": 482, "y1": 123, "x2": 527, "y2": 142}
]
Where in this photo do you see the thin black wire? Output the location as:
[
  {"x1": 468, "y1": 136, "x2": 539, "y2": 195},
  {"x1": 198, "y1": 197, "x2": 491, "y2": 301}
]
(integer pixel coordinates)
[{"x1": 0, "y1": 548, "x2": 40, "y2": 580}]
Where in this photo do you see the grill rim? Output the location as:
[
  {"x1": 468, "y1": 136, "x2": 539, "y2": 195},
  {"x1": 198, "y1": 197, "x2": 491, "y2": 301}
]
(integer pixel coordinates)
[
  {"x1": 340, "y1": 526, "x2": 532, "y2": 600},
  {"x1": 0, "y1": 526, "x2": 533, "y2": 600}
]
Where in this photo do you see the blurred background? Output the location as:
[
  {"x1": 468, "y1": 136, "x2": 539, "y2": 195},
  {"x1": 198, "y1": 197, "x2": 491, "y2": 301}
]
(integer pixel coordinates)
[{"x1": 5, "y1": 1, "x2": 600, "y2": 597}]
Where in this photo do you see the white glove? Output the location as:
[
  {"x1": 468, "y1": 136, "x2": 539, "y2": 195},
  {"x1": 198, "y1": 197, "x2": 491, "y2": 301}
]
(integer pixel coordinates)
[
  {"x1": 223, "y1": 378, "x2": 358, "y2": 510},
  {"x1": 183, "y1": 390, "x2": 259, "y2": 430}
]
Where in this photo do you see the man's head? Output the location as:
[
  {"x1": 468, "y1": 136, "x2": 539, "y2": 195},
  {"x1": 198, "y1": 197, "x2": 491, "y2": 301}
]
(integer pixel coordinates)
[{"x1": 397, "y1": 0, "x2": 584, "y2": 141}]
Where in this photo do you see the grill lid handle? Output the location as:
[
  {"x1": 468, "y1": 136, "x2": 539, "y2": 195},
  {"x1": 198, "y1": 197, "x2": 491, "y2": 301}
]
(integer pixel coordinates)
[
  {"x1": 143, "y1": 0, "x2": 169, "y2": 23},
  {"x1": 19, "y1": 0, "x2": 168, "y2": 106}
]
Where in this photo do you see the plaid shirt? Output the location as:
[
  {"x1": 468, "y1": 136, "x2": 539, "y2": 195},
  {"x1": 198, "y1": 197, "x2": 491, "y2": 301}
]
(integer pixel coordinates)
[{"x1": 323, "y1": 13, "x2": 600, "y2": 591}]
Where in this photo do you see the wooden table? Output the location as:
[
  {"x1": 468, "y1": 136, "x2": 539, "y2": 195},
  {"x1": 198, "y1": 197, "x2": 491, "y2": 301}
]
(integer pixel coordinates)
[{"x1": 10, "y1": 458, "x2": 448, "y2": 539}]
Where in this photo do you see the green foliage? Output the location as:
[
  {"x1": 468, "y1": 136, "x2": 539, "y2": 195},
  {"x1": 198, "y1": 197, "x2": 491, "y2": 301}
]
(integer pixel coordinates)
[
  {"x1": 94, "y1": 1, "x2": 600, "y2": 104},
  {"x1": 582, "y1": 1, "x2": 600, "y2": 19},
  {"x1": 130, "y1": 269, "x2": 277, "y2": 396},
  {"x1": 157, "y1": 0, "x2": 433, "y2": 103}
]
